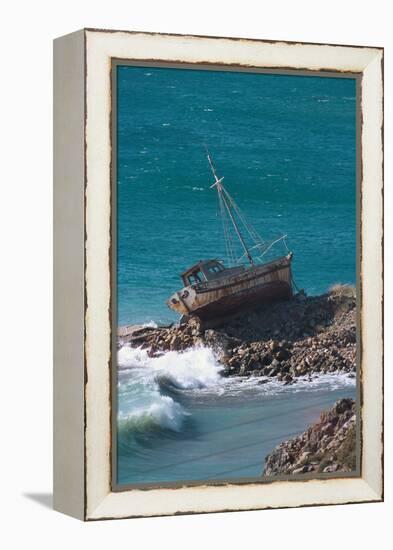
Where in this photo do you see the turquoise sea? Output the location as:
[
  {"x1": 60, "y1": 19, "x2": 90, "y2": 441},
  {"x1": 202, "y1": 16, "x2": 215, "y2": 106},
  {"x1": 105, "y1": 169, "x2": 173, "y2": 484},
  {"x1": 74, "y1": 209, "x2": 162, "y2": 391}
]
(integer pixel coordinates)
[
  {"x1": 117, "y1": 66, "x2": 356, "y2": 326},
  {"x1": 116, "y1": 66, "x2": 357, "y2": 486}
]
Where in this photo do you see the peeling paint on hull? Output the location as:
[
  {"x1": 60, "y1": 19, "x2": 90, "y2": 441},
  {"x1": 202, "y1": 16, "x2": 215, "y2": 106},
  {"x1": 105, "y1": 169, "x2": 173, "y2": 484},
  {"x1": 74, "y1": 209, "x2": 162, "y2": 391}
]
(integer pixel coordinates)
[{"x1": 194, "y1": 279, "x2": 292, "y2": 320}]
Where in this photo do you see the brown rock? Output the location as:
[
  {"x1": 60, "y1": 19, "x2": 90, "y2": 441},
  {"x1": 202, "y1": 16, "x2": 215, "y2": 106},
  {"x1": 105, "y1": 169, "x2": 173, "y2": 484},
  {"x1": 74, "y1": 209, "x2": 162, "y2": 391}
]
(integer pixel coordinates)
[{"x1": 263, "y1": 399, "x2": 357, "y2": 476}]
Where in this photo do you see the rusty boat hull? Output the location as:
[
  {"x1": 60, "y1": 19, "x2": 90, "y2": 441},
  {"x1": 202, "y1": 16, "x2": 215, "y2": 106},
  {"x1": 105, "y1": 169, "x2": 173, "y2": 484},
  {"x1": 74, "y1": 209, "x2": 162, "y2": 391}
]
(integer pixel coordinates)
[{"x1": 167, "y1": 254, "x2": 293, "y2": 321}]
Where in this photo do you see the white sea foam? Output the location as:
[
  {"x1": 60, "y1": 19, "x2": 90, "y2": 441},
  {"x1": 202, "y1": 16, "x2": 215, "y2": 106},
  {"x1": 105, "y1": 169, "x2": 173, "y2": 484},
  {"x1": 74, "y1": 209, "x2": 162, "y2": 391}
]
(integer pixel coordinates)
[
  {"x1": 142, "y1": 320, "x2": 158, "y2": 328},
  {"x1": 118, "y1": 345, "x2": 224, "y2": 388},
  {"x1": 151, "y1": 347, "x2": 224, "y2": 389},
  {"x1": 118, "y1": 345, "x2": 148, "y2": 369},
  {"x1": 218, "y1": 371, "x2": 356, "y2": 398}
]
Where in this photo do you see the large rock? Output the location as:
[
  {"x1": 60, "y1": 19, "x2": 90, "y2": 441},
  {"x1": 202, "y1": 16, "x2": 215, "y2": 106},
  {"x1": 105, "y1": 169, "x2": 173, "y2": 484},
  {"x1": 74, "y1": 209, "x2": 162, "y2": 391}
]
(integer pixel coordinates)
[
  {"x1": 203, "y1": 329, "x2": 241, "y2": 359},
  {"x1": 262, "y1": 399, "x2": 357, "y2": 476}
]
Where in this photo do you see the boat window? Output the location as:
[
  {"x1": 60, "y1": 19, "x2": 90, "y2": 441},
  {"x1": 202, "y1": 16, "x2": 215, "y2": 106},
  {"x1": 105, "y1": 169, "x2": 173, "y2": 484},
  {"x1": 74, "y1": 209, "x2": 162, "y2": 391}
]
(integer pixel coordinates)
[
  {"x1": 208, "y1": 265, "x2": 222, "y2": 273},
  {"x1": 188, "y1": 270, "x2": 204, "y2": 285}
]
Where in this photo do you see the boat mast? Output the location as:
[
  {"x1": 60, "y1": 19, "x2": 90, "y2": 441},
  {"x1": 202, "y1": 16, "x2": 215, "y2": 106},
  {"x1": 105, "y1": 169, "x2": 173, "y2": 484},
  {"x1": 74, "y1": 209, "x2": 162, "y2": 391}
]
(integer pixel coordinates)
[{"x1": 206, "y1": 151, "x2": 255, "y2": 266}]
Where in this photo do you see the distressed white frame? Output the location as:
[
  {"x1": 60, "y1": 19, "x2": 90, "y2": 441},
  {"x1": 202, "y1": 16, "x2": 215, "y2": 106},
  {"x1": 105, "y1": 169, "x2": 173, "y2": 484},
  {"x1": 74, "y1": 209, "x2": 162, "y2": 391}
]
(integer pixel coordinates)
[{"x1": 54, "y1": 29, "x2": 383, "y2": 521}]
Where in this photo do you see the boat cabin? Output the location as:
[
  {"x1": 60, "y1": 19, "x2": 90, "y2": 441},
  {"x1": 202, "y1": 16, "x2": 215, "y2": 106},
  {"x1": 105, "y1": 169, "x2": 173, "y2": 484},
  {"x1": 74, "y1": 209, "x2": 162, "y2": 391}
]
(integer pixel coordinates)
[{"x1": 181, "y1": 260, "x2": 227, "y2": 286}]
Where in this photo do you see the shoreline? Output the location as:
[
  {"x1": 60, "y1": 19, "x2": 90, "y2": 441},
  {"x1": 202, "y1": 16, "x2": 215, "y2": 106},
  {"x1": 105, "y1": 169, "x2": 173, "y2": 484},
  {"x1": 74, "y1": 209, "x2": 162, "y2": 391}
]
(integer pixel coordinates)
[
  {"x1": 117, "y1": 284, "x2": 356, "y2": 386},
  {"x1": 116, "y1": 287, "x2": 357, "y2": 482}
]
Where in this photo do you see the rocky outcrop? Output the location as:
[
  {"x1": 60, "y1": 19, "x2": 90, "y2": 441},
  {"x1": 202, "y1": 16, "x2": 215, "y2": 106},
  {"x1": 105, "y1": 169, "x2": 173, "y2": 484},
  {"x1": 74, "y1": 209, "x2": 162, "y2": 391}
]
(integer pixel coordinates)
[
  {"x1": 118, "y1": 285, "x2": 356, "y2": 383},
  {"x1": 263, "y1": 398, "x2": 357, "y2": 476}
]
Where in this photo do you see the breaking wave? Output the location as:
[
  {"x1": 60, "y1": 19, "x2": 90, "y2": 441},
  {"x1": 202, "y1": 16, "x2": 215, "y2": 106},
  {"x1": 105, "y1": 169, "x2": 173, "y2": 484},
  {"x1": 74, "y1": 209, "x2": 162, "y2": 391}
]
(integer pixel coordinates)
[
  {"x1": 117, "y1": 346, "x2": 223, "y2": 433},
  {"x1": 118, "y1": 392, "x2": 186, "y2": 433}
]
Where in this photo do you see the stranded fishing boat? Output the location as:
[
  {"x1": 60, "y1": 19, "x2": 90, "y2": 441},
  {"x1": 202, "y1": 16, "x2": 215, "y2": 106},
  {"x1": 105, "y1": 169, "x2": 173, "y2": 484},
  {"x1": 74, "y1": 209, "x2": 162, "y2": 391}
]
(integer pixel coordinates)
[{"x1": 166, "y1": 151, "x2": 294, "y2": 322}]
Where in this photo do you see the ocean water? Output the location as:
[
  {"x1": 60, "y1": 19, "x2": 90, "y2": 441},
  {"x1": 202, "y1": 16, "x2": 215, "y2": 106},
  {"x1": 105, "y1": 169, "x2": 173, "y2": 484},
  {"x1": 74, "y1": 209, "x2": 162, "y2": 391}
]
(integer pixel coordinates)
[
  {"x1": 116, "y1": 66, "x2": 357, "y2": 485},
  {"x1": 117, "y1": 346, "x2": 356, "y2": 484},
  {"x1": 117, "y1": 66, "x2": 356, "y2": 326}
]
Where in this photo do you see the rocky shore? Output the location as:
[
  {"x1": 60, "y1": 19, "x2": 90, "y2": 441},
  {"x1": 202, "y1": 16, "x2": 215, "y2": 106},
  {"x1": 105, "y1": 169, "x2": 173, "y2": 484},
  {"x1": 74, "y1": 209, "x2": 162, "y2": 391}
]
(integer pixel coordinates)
[
  {"x1": 118, "y1": 284, "x2": 356, "y2": 385},
  {"x1": 263, "y1": 398, "x2": 357, "y2": 475}
]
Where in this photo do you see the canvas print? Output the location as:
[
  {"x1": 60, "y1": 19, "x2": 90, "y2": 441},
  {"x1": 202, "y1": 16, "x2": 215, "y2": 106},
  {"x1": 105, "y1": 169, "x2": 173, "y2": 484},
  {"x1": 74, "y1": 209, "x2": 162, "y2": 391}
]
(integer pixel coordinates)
[{"x1": 115, "y1": 65, "x2": 358, "y2": 487}]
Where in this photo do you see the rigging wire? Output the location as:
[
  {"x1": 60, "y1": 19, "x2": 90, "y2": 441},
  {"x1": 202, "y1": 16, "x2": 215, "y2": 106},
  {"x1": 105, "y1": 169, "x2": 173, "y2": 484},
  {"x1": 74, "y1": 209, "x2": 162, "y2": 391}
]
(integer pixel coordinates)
[
  {"x1": 222, "y1": 186, "x2": 266, "y2": 247},
  {"x1": 206, "y1": 147, "x2": 288, "y2": 267},
  {"x1": 217, "y1": 190, "x2": 236, "y2": 265}
]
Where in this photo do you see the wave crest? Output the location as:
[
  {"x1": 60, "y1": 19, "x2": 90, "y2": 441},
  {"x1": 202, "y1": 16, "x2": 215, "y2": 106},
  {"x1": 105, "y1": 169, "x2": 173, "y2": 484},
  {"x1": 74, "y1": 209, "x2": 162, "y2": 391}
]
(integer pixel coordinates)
[{"x1": 118, "y1": 393, "x2": 187, "y2": 433}]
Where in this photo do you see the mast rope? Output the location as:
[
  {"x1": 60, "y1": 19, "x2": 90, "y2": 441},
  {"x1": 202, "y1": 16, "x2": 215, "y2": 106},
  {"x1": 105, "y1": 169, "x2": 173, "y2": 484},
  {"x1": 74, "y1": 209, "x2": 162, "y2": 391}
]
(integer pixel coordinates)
[
  {"x1": 217, "y1": 190, "x2": 236, "y2": 265},
  {"x1": 206, "y1": 147, "x2": 287, "y2": 267},
  {"x1": 221, "y1": 186, "x2": 266, "y2": 248}
]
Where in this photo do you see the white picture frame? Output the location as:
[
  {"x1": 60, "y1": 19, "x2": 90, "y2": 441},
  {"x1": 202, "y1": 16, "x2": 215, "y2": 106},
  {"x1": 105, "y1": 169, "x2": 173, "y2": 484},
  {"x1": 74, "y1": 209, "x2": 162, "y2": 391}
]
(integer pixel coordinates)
[{"x1": 53, "y1": 28, "x2": 383, "y2": 520}]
